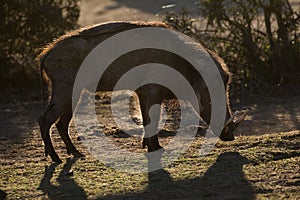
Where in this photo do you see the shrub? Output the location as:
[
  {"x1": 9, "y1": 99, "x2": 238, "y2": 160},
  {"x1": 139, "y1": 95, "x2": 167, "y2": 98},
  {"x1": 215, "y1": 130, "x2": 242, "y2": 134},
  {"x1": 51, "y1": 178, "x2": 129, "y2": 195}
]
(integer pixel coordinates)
[
  {"x1": 164, "y1": 0, "x2": 300, "y2": 95},
  {"x1": 0, "y1": 0, "x2": 80, "y2": 88}
]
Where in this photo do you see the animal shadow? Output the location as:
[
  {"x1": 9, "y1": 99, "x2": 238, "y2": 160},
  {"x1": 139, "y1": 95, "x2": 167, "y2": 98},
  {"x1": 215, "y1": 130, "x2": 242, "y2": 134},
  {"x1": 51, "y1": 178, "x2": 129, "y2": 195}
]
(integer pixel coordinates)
[
  {"x1": 98, "y1": 151, "x2": 256, "y2": 200},
  {"x1": 38, "y1": 158, "x2": 87, "y2": 200}
]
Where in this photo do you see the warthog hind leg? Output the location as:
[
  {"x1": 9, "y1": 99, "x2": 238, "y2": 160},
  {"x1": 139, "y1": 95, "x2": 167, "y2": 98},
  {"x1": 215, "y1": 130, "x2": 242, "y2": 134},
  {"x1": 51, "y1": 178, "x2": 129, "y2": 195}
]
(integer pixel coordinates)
[{"x1": 56, "y1": 106, "x2": 84, "y2": 158}]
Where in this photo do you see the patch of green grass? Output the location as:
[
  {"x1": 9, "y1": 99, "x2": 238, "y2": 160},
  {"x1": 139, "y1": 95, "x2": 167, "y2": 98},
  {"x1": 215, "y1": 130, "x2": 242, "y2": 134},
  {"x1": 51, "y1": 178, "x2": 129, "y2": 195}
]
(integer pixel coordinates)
[{"x1": 1, "y1": 131, "x2": 299, "y2": 199}]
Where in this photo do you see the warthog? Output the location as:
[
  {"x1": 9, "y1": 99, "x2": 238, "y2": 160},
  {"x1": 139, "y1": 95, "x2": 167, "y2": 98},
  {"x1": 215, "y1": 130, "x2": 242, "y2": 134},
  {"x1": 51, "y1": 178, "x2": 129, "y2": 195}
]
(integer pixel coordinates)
[{"x1": 37, "y1": 21, "x2": 245, "y2": 163}]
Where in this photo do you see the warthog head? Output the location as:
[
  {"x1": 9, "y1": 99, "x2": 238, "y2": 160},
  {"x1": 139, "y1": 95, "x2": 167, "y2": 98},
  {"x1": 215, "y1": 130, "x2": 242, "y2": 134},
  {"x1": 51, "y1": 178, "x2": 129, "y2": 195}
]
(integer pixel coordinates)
[{"x1": 219, "y1": 111, "x2": 247, "y2": 141}]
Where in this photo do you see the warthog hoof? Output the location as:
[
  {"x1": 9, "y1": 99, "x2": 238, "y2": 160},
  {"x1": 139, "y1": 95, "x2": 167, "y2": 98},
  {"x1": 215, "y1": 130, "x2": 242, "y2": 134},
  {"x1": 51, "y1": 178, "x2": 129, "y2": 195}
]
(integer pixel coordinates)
[
  {"x1": 142, "y1": 135, "x2": 162, "y2": 152},
  {"x1": 72, "y1": 151, "x2": 85, "y2": 159},
  {"x1": 45, "y1": 147, "x2": 62, "y2": 164},
  {"x1": 50, "y1": 154, "x2": 62, "y2": 164},
  {"x1": 219, "y1": 133, "x2": 235, "y2": 141}
]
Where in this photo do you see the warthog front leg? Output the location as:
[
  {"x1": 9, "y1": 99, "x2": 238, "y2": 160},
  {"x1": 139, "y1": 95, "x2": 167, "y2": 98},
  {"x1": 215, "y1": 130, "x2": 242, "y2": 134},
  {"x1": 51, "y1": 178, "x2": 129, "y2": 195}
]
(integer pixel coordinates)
[
  {"x1": 138, "y1": 93, "x2": 162, "y2": 152},
  {"x1": 38, "y1": 103, "x2": 62, "y2": 164}
]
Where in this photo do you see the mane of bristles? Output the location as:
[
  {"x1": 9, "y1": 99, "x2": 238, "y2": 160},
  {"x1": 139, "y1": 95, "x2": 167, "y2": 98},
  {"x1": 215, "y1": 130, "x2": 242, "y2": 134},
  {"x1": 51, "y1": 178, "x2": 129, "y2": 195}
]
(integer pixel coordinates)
[
  {"x1": 36, "y1": 30, "x2": 79, "y2": 65},
  {"x1": 36, "y1": 21, "x2": 171, "y2": 65}
]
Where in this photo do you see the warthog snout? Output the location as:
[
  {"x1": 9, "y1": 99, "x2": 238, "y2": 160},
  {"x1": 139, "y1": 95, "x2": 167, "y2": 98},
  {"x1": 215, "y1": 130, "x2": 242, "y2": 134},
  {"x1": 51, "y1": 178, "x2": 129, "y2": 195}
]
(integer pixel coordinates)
[{"x1": 220, "y1": 111, "x2": 247, "y2": 141}]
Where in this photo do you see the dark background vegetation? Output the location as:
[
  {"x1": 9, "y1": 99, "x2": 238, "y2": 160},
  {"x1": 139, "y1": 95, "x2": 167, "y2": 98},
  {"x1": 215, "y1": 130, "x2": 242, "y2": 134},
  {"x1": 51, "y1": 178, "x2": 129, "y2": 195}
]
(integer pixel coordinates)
[
  {"x1": 164, "y1": 0, "x2": 300, "y2": 97},
  {"x1": 0, "y1": 0, "x2": 299, "y2": 97},
  {"x1": 0, "y1": 0, "x2": 80, "y2": 88}
]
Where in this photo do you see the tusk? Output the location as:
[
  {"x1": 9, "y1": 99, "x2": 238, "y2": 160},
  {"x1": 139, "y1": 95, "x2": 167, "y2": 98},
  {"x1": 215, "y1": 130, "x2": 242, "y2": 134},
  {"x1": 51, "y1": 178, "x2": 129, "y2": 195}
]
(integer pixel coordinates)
[
  {"x1": 233, "y1": 111, "x2": 247, "y2": 125},
  {"x1": 224, "y1": 111, "x2": 239, "y2": 127}
]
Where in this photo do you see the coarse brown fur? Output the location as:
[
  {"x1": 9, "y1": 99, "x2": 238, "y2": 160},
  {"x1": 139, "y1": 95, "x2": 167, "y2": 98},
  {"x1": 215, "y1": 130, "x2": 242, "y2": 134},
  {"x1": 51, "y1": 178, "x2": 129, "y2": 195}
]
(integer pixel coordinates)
[
  {"x1": 37, "y1": 21, "x2": 171, "y2": 109},
  {"x1": 36, "y1": 21, "x2": 170, "y2": 64},
  {"x1": 36, "y1": 21, "x2": 243, "y2": 163}
]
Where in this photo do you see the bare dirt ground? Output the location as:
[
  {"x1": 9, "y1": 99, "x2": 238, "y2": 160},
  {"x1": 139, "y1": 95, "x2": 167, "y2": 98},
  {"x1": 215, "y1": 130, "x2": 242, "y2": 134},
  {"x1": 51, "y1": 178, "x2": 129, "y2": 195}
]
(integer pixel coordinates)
[
  {"x1": 78, "y1": 0, "x2": 197, "y2": 26},
  {"x1": 0, "y1": 1, "x2": 300, "y2": 199},
  {"x1": 78, "y1": 0, "x2": 300, "y2": 26}
]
